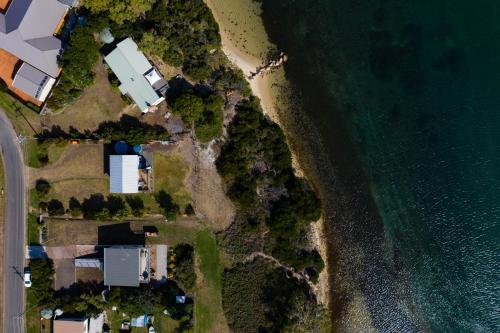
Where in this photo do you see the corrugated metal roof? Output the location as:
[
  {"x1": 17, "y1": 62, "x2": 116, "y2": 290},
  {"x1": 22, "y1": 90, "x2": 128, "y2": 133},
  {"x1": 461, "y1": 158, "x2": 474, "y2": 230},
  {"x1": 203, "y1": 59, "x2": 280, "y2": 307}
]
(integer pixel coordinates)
[
  {"x1": 109, "y1": 155, "x2": 139, "y2": 194},
  {"x1": 0, "y1": 0, "x2": 69, "y2": 77},
  {"x1": 12, "y1": 62, "x2": 50, "y2": 99},
  {"x1": 104, "y1": 247, "x2": 141, "y2": 287},
  {"x1": 104, "y1": 38, "x2": 164, "y2": 112}
]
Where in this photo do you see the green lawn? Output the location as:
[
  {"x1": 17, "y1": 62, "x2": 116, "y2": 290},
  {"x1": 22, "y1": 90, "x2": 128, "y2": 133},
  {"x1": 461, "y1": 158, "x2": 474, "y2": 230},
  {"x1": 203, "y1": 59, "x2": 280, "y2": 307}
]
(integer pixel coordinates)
[
  {"x1": 154, "y1": 153, "x2": 192, "y2": 210},
  {"x1": 27, "y1": 214, "x2": 39, "y2": 245},
  {"x1": 194, "y1": 230, "x2": 226, "y2": 333},
  {"x1": 26, "y1": 140, "x2": 67, "y2": 168}
]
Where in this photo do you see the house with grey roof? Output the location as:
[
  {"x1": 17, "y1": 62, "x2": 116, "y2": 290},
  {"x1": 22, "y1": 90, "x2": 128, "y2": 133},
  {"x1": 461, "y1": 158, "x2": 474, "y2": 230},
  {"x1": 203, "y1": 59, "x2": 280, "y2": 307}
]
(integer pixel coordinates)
[
  {"x1": 0, "y1": 0, "x2": 74, "y2": 103},
  {"x1": 104, "y1": 37, "x2": 169, "y2": 113},
  {"x1": 104, "y1": 246, "x2": 150, "y2": 287}
]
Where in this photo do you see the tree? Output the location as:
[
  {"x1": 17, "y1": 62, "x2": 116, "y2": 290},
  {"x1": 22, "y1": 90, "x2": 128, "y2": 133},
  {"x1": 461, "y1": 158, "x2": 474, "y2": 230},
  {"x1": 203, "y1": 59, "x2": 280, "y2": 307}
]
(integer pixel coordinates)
[
  {"x1": 171, "y1": 92, "x2": 205, "y2": 124},
  {"x1": 82, "y1": 194, "x2": 108, "y2": 220},
  {"x1": 48, "y1": 199, "x2": 65, "y2": 216},
  {"x1": 47, "y1": 24, "x2": 100, "y2": 109},
  {"x1": 84, "y1": 0, "x2": 156, "y2": 24},
  {"x1": 69, "y1": 197, "x2": 82, "y2": 217},
  {"x1": 139, "y1": 31, "x2": 169, "y2": 59},
  {"x1": 119, "y1": 286, "x2": 162, "y2": 316},
  {"x1": 29, "y1": 259, "x2": 55, "y2": 306},
  {"x1": 155, "y1": 190, "x2": 180, "y2": 220},
  {"x1": 35, "y1": 179, "x2": 51, "y2": 195},
  {"x1": 126, "y1": 196, "x2": 146, "y2": 217},
  {"x1": 74, "y1": 292, "x2": 106, "y2": 318},
  {"x1": 107, "y1": 195, "x2": 129, "y2": 219},
  {"x1": 173, "y1": 244, "x2": 195, "y2": 291}
]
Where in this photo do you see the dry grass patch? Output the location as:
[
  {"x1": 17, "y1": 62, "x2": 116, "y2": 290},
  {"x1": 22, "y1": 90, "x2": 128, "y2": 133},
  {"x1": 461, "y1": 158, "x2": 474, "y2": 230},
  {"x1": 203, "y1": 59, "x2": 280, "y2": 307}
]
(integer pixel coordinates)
[
  {"x1": 29, "y1": 143, "x2": 105, "y2": 185},
  {"x1": 76, "y1": 268, "x2": 103, "y2": 284},
  {"x1": 51, "y1": 178, "x2": 110, "y2": 207},
  {"x1": 44, "y1": 217, "x2": 201, "y2": 246},
  {"x1": 44, "y1": 60, "x2": 127, "y2": 132},
  {"x1": 154, "y1": 152, "x2": 192, "y2": 210}
]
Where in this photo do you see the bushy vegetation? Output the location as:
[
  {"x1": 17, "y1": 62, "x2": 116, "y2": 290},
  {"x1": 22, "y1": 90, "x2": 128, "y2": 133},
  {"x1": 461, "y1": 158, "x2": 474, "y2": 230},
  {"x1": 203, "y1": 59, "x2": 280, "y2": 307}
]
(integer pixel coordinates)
[
  {"x1": 81, "y1": 194, "x2": 129, "y2": 220},
  {"x1": 126, "y1": 196, "x2": 146, "y2": 216},
  {"x1": 222, "y1": 258, "x2": 329, "y2": 333},
  {"x1": 146, "y1": 0, "x2": 221, "y2": 81},
  {"x1": 171, "y1": 91, "x2": 224, "y2": 142},
  {"x1": 94, "y1": 115, "x2": 170, "y2": 145},
  {"x1": 47, "y1": 25, "x2": 100, "y2": 109},
  {"x1": 38, "y1": 115, "x2": 169, "y2": 145},
  {"x1": 155, "y1": 190, "x2": 180, "y2": 220},
  {"x1": 29, "y1": 259, "x2": 55, "y2": 306},
  {"x1": 83, "y1": 0, "x2": 155, "y2": 24},
  {"x1": 173, "y1": 244, "x2": 196, "y2": 291},
  {"x1": 217, "y1": 97, "x2": 323, "y2": 276}
]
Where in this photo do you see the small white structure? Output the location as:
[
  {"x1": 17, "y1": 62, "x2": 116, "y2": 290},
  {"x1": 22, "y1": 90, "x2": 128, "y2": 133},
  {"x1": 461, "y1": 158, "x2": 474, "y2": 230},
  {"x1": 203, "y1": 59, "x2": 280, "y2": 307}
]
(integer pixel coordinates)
[{"x1": 109, "y1": 155, "x2": 140, "y2": 193}]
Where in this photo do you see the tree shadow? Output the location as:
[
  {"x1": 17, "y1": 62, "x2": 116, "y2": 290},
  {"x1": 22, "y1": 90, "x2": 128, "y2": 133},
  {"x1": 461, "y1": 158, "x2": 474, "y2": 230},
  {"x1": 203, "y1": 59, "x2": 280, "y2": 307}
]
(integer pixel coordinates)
[{"x1": 97, "y1": 222, "x2": 145, "y2": 246}]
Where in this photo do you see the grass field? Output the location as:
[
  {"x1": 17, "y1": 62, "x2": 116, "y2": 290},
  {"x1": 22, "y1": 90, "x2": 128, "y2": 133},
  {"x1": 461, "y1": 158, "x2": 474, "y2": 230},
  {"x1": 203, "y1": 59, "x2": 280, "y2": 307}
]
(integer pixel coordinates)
[
  {"x1": 154, "y1": 152, "x2": 192, "y2": 210},
  {"x1": 194, "y1": 230, "x2": 228, "y2": 333}
]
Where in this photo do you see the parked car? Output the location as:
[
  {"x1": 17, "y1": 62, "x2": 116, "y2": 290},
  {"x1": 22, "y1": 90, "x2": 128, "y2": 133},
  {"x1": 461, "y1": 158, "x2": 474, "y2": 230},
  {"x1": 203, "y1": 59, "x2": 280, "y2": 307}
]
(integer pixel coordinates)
[{"x1": 23, "y1": 267, "x2": 32, "y2": 288}]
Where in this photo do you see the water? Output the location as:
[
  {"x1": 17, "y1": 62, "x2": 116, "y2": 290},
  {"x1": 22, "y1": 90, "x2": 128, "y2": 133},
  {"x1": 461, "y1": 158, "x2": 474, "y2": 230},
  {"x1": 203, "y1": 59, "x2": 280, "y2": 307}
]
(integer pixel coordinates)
[{"x1": 260, "y1": 0, "x2": 500, "y2": 331}]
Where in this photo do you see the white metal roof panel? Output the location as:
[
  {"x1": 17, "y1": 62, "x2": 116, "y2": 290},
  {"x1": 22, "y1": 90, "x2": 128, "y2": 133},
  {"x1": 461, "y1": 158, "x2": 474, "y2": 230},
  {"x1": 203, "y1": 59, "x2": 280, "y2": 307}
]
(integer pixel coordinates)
[{"x1": 109, "y1": 155, "x2": 139, "y2": 194}]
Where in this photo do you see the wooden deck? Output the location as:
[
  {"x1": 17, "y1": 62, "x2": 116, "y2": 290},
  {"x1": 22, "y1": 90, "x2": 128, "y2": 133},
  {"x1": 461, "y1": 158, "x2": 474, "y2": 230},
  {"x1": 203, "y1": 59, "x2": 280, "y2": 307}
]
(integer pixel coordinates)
[{"x1": 0, "y1": 48, "x2": 42, "y2": 106}]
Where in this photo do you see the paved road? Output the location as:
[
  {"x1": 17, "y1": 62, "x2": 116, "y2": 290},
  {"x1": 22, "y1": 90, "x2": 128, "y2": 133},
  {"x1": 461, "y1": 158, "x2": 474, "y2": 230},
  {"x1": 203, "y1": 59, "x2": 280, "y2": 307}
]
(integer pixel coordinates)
[{"x1": 0, "y1": 110, "x2": 25, "y2": 333}]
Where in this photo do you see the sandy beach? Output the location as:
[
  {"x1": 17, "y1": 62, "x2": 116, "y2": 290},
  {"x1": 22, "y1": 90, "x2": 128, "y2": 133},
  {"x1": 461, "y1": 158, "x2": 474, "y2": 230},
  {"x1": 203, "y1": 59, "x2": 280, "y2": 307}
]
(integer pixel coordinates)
[{"x1": 205, "y1": 0, "x2": 330, "y2": 307}]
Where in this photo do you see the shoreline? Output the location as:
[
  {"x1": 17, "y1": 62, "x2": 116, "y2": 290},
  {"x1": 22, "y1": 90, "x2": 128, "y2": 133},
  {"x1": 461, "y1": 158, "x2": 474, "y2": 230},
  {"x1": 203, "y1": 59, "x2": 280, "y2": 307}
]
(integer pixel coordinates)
[{"x1": 205, "y1": 0, "x2": 329, "y2": 306}]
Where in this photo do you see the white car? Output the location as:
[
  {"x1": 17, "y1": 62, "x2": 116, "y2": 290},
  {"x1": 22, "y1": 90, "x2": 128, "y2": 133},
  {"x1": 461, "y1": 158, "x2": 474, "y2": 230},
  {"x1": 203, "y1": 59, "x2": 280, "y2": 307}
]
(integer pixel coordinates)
[{"x1": 23, "y1": 268, "x2": 32, "y2": 288}]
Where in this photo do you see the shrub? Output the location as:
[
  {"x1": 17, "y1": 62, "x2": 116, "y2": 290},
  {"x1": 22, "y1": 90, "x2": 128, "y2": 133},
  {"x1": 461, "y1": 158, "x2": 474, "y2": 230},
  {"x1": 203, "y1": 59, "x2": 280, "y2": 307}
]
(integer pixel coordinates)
[
  {"x1": 82, "y1": 194, "x2": 108, "y2": 220},
  {"x1": 29, "y1": 259, "x2": 55, "y2": 306},
  {"x1": 126, "y1": 196, "x2": 146, "y2": 217},
  {"x1": 69, "y1": 197, "x2": 82, "y2": 217},
  {"x1": 155, "y1": 190, "x2": 180, "y2": 220},
  {"x1": 95, "y1": 115, "x2": 169, "y2": 145},
  {"x1": 35, "y1": 179, "x2": 51, "y2": 195},
  {"x1": 47, "y1": 199, "x2": 65, "y2": 216},
  {"x1": 107, "y1": 195, "x2": 129, "y2": 219},
  {"x1": 172, "y1": 91, "x2": 224, "y2": 142},
  {"x1": 47, "y1": 24, "x2": 100, "y2": 109},
  {"x1": 173, "y1": 244, "x2": 195, "y2": 291}
]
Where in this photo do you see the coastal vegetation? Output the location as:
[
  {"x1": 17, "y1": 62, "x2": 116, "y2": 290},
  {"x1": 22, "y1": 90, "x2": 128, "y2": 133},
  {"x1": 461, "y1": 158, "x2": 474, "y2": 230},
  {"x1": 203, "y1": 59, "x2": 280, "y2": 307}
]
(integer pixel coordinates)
[
  {"x1": 171, "y1": 91, "x2": 224, "y2": 142},
  {"x1": 28, "y1": 0, "x2": 330, "y2": 330}
]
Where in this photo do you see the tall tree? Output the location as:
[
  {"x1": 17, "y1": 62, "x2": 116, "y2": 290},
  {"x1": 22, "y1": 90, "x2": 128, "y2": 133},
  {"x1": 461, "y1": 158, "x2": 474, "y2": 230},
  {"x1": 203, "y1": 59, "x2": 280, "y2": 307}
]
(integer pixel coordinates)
[{"x1": 84, "y1": 0, "x2": 156, "y2": 24}]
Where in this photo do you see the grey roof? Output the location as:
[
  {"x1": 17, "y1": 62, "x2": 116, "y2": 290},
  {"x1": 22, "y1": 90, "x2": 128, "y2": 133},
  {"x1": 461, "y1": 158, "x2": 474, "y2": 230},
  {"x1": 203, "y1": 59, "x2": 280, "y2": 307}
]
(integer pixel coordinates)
[
  {"x1": 104, "y1": 38, "x2": 164, "y2": 112},
  {"x1": 104, "y1": 247, "x2": 141, "y2": 287},
  {"x1": 0, "y1": 0, "x2": 69, "y2": 77},
  {"x1": 12, "y1": 63, "x2": 50, "y2": 99}
]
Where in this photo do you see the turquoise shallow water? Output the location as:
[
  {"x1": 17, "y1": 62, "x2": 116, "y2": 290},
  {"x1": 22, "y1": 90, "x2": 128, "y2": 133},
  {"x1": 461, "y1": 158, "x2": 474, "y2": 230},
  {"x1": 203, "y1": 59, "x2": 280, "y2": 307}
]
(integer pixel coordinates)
[{"x1": 261, "y1": 0, "x2": 500, "y2": 331}]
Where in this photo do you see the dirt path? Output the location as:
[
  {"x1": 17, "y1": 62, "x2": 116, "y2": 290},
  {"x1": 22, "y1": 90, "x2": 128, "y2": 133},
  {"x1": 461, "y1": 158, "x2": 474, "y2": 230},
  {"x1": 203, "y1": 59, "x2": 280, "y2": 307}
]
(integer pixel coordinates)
[{"x1": 169, "y1": 137, "x2": 235, "y2": 231}]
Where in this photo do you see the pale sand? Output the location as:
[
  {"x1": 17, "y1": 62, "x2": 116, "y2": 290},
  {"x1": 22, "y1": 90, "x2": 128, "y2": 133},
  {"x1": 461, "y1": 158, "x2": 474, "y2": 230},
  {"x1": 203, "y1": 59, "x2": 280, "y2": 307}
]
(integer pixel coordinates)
[{"x1": 205, "y1": 0, "x2": 329, "y2": 306}]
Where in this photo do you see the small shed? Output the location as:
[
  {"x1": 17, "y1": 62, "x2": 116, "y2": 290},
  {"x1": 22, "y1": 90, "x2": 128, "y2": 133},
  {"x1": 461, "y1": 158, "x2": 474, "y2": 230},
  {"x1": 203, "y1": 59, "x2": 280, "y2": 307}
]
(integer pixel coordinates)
[{"x1": 109, "y1": 155, "x2": 140, "y2": 194}]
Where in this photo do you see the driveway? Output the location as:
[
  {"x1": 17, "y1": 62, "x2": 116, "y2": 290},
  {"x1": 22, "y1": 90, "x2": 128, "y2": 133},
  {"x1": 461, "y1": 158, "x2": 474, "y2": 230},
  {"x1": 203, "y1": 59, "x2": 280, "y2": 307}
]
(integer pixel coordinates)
[
  {"x1": 0, "y1": 110, "x2": 26, "y2": 333},
  {"x1": 54, "y1": 259, "x2": 75, "y2": 290}
]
